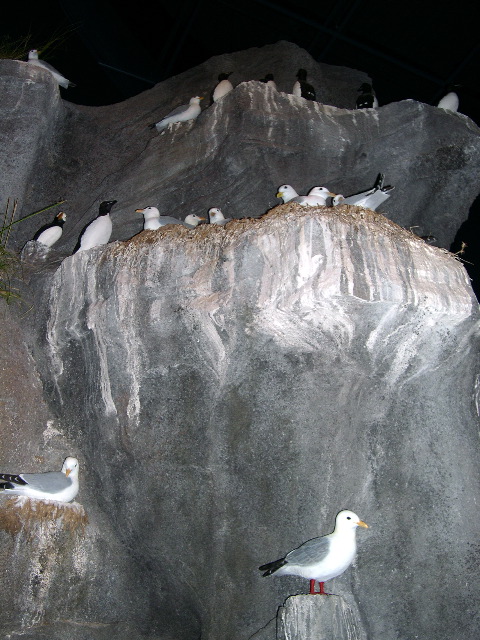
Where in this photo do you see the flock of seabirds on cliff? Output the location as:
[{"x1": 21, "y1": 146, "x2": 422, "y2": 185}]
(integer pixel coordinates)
[
  {"x1": 0, "y1": 47, "x2": 459, "y2": 596},
  {"x1": 24, "y1": 48, "x2": 459, "y2": 251}
]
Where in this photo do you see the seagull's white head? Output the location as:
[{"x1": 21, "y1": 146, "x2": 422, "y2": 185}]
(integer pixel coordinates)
[
  {"x1": 332, "y1": 194, "x2": 345, "y2": 206},
  {"x1": 62, "y1": 457, "x2": 79, "y2": 478},
  {"x1": 276, "y1": 185, "x2": 298, "y2": 202},
  {"x1": 308, "y1": 186, "x2": 336, "y2": 198},
  {"x1": 208, "y1": 208, "x2": 225, "y2": 222},
  {"x1": 190, "y1": 96, "x2": 204, "y2": 105},
  {"x1": 135, "y1": 206, "x2": 160, "y2": 221},
  {"x1": 184, "y1": 214, "x2": 206, "y2": 227},
  {"x1": 28, "y1": 49, "x2": 39, "y2": 60},
  {"x1": 335, "y1": 510, "x2": 368, "y2": 532}
]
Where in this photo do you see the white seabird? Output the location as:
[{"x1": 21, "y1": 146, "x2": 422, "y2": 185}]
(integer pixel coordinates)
[
  {"x1": 0, "y1": 457, "x2": 79, "y2": 503},
  {"x1": 34, "y1": 212, "x2": 67, "y2": 247},
  {"x1": 151, "y1": 96, "x2": 204, "y2": 132},
  {"x1": 356, "y1": 83, "x2": 378, "y2": 109},
  {"x1": 437, "y1": 91, "x2": 459, "y2": 112},
  {"x1": 208, "y1": 208, "x2": 232, "y2": 225},
  {"x1": 183, "y1": 214, "x2": 206, "y2": 228},
  {"x1": 292, "y1": 69, "x2": 316, "y2": 101},
  {"x1": 259, "y1": 510, "x2": 368, "y2": 595},
  {"x1": 135, "y1": 207, "x2": 203, "y2": 229},
  {"x1": 76, "y1": 200, "x2": 117, "y2": 252},
  {"x1": 212, "y1": 72, "x2": 233, "y2": 102},
  {"x1": 27, "y1": 49, "x2": 76, "y2": 89},
  {"x1": 340, "y1": 173, "x2": 394, "y2": 210},
  {"x1": 276, "y1": 185, "x2": 299, "y2": 203},
  {"x1": 293, "y1": 186, "x2": 336, "y2": 207}
]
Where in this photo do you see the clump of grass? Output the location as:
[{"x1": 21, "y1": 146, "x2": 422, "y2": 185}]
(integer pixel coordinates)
[
  {"x1": 0, "y1": 199, "x2": 65, "y2": 303},
  {"x1": 0, "y1": 25, "x2": 78, "y2": 61}
]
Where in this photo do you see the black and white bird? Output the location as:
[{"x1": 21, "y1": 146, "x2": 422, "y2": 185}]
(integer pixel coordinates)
[
  {"x1": 339, "y1": 174, "x2": 394, "y2": 210},
  {"x1": 212, "y1": 72, "x2": 233, "y2": 103},
  {"x1": 276, "y1": 185, "x2": 300, "y2": 203},
  {"x1": 260, "y1": 74, "x2": 277, "y2": 90},
  {"x1": 76, "y1": 200, "x2": 117, "y2": 252},
  {"x1": 34, "y1": 212, "x2": 67, "y2": 247},
  {"x1": 293, "y1": 186, "x2": 336, "y2": 207},
  {"x1": 259, "y1": 510, "x2": 368, "y2": 595},
  {"x1": 0, "y1": 457, "x2": 79, "y2": 503},
  {"x1": 437, "y1": 90, "x2": 459, "y2": 112},
  {"x1": 150, "y1": 97, "x2": 204, "y2": 132},
  {"x1": 27, "y1": 49, "x2": 76, "y2": 89},
  {"x1": 356, "y1": 83, "x2": 378, "y2": 109},
  {"x1": 292, "y1": 69, "x2": 316, "y2": 101},
  {"x1": 208, "y1": 208, "x2": 231, "y2": 225}
]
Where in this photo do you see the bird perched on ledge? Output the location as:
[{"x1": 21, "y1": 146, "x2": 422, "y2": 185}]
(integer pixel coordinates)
[
  {"x1": 276, "y1": 184, "x2": 299, "y2": 203},
  {"x1": 212, "y1": 72, "x2": 233, "y2": 103},
  {"x1": 76, "y1": 200, "x2": 117, "y2": 252},
  {"x1": 356, "y1": 83, "x2": 378, "y2": 109},
  {"x1": 150, "y1": 96, "x2": 204, "y2": 132},
  {"x1": 259, "y1": 510, "x2": 368, "y2": 595},
  {"x1": 34, "y1": 211, "x2": 67, "y2": 247},
  {"x1": 293, "y1": 186, "x2": 336, "y2": 207},
  {"x1": 292, "y1": 68, "x2": 316, "y2": 101},
  {"x1": 0, "y1": 457, "x2": 79, "y2": 503},
  {"x1": 27, "y1": 49, "x2": 76, "y2": 89},
  {"x1": 208, "y1": 208, "x2": 232, "y2": 225}
]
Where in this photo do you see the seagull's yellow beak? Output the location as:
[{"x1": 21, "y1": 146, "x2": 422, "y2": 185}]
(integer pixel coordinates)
[
  {"x1": 135, "y1": 209, "x2": 144, "y2": 213},
  {"x1": 276, "y1": 192, "x2": 284, "y2": 198},
  {"x1": 198, "y1": 96, "x2": 204, "y2": 100},
  {"x1": 198, "y1": 216, "x2": 206, "y2": 220},
  {"x1": 327, "y1": 191, "x2": 336, "y2": 197},
  {"x1": 65, "y1": 468, "x2": 72, "y2": 477},
  {"x1": 357, "y1": 520, "x2": 369, "y2": 528}
]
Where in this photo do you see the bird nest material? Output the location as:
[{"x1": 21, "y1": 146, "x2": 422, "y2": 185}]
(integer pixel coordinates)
[{"x1": 0, "y1": 496, "x2": 87, "y2": 538}]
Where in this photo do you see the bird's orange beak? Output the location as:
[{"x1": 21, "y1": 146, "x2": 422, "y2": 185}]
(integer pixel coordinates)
[
  {"x1": 357, "y1": 520, "x2": 369, "y2": 528},
  {"x1": 135, "y1": 209, "x2": 144, "y2": 213},
  {"x1": 65, "y1": 469, "x2": 72, "y2": 477}
]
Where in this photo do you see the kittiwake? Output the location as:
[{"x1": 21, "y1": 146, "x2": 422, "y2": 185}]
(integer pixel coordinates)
[
  {"x1": 27, "y1": 49, "x2": 76, "y2": 89},
  {"x1": 0, "y1": 457, "x2": 79, "y2": 503},
  {"x1": 150, "y1": 97, "x2": 204, "y2": 132}
]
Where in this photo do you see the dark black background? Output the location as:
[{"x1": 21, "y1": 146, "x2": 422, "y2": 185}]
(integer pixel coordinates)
[{"x1": 2, "y1": 0, "x2": 479, "y2": 296}]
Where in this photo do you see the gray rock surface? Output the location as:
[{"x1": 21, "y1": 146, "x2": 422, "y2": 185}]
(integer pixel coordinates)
[{"x1": 1, "y1": 40, "x2": 480, "y2": 640}]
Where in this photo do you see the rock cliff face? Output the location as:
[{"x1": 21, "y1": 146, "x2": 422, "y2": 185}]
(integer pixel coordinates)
[{"x1": 1, "y1": 41, "x2": 480, "y2": 640}]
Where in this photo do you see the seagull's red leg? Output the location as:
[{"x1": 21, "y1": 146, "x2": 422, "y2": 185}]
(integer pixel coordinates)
[
  {"x1": 318, "y1": 581, "x2": 326, "y2": 595},
  {"x1": 309, "y1": 580, "x2": 329, "y2": 595},
  {"x1": 309, "y1": 579, "x2": 316, "y2": 594}
]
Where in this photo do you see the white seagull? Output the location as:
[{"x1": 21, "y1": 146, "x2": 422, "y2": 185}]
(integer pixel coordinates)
[
  {"x1": 151, "y1": 97, "x2": 204, "y2": 132},
  {"x1": 135, "y1": 207, "x2": 204, "y2": 229},
  {"x1": 0, "y1": 457, "x2": 80, "y2": 503},
  {"x1": 259, "y1": 510, "x2": 368, "y2": 595},
  {"x1": 437, "y1": 91, "x2": 459, "y2": 112},
  {"x1": 293, "y1": 186, "x2": 336, "y2": 207},
  {"x1": 340, "y1": 174, "x2": 394, "y2": 210},
  {"x1": 208, "y1": 208, "x2": 231, "y2": 225},
  {"x1": 34, "y1": 212, "x2": 67, "y2": 247},
  {"x1": 276, "y1": 184, "x2": 300, "y2": 203},
  {"x1": 27, "y1": 49, "x2": 76, "y2": 89},
  {"x1": 76, "y1": 200, "x2": 117, "y2": 252}
]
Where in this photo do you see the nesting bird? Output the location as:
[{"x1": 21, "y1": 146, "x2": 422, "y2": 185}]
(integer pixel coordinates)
[
  {"x1": 356, "y1": 83, "x2": 378, "y2": 109},
  {"x1": 259, "y1": 510, "x2": 368, "y2": 595},
  {"x1": 0, "y1": 457, "x2": 80, "y2": 503},
  {"x1": 208, "y1": 208, "x2": 231, "y2": 225},
  {"x1": 293, "y1": 186, "x2": 335, "y2": 206},
  {"x1": 76, "y1": 200, "x2": 117, "y2": 252},
  {"x1": 34, "y1": 212, "x2": 67, "y2": 247},
  {"x1": 151, "y1": 97, "x2": 204, "y2": 132},
  {"x1": 276, "y1": 185, "x2": 300, "y2": 203},
  {"x1": 340, "y1": 173, "x2": 394, "y2": 210},
  {"x1": 135, "y1": 207, "x2": 204, "y2": 229},
  {"x1": 292, "y1": 69, "x2": 316, "y2": 101},
  {"x1": 27, "y1": 49, "x2": 76, "y2": 89},
  {"x1": 212, "y1": 72, "x2": 234, "y2": 103}
]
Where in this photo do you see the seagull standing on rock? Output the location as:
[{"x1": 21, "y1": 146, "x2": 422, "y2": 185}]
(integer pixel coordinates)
[
  {"x1": 259, "y1": 510, "x2": 368, "y2": 595},
  {"x1": 0, "y1": 457, "x2": 79, "y2": 503},
  {"x1": 27, "y1": 49, "x2": 76, "y2": 89},
  {"x1": 150, "y1": 97, "x2": 204, "y2": 132}
]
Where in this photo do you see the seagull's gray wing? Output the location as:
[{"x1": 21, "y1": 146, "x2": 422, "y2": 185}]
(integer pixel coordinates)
[
  {"x1": 343, "y1": 190, "x2": 390, "y2": 210},
  {"x1": 285, "y1": 536, "x2": 331, "y2": 566},
  {"x1": 164, "y1": 103, "x2": 190, "y2": 119},
  {"x1": 19, "y1": 471, "x2": 72, "y2": 494},
  {"x1": 158, "y1": 217, "x2": 184, "y2": 226}
]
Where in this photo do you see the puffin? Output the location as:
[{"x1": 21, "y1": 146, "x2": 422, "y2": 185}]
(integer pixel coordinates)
[
  {"x1": 356, "y1": 83, "x2": 378, "y2": 109},
  {"x1": 76, "y1": 200, "x2": 117, "y2": 252},
  {"x1": 34, "y1": 211, "x2": 67, "y2": 247},
  {"x1": 212, "y1": 72, "x2": 234, "y2": 103},
  {"x1": 292, "y1": 69, "x2": 316, "y2": 101},
  {"x1": 259, "y1": 510, "x2": 368, "y2": 595},
  {"x1": 27, "y1": 49, "x2": 76, "y2": 89}
]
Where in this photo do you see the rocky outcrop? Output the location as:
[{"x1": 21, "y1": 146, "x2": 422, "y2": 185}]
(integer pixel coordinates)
[{"x1": 1, "y1": 40, "x2": 480, "y2": 640}]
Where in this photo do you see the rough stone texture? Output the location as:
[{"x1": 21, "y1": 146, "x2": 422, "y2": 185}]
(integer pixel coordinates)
[
  {"x1": 277, "y1": 594, "x2": 366, "y2": 640},
  {"x1": 10, "y1": 205, "x2": 477, "y2": 640},
  {"x1": 1, "y1": 40, "x2": 480, "y2": 640},
  {"x1": 1, "y1": 41, "x2": 480, "y2": 255}
]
